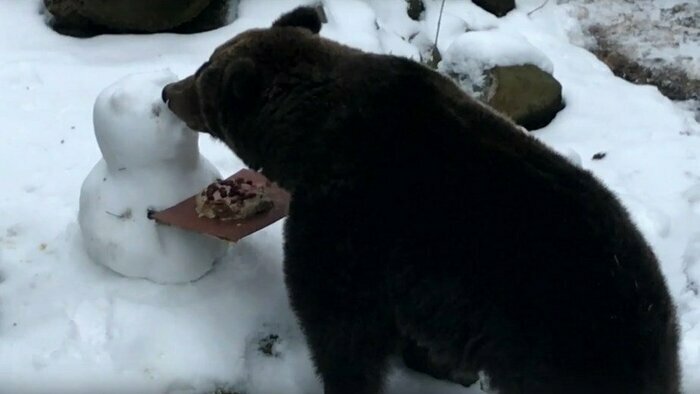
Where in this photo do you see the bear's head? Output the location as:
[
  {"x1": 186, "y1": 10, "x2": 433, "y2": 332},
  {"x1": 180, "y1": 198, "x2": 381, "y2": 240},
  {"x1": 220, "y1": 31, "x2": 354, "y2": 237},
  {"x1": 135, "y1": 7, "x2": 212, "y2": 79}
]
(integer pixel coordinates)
[{"x1": 162, "y1": 7, "x2": 347, "y2": 188}]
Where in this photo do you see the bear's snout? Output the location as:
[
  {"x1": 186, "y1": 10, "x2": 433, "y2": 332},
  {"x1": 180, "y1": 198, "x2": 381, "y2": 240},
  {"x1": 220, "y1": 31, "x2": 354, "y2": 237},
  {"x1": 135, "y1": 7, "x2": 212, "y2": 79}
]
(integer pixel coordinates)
[
  {"x1": 162, "y1": 76, "x2": 205, "y2": 132},
  {"x1": 161, "y1": 83, "x2": 170, "y2": 103}
]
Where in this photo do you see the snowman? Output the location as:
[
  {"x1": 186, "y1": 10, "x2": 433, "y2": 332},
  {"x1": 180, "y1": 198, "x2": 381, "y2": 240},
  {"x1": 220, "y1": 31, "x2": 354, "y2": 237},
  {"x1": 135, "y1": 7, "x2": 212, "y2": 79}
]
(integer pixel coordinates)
[{"x1": 79, "y1": 70, "x2": 228, "y2": 284}]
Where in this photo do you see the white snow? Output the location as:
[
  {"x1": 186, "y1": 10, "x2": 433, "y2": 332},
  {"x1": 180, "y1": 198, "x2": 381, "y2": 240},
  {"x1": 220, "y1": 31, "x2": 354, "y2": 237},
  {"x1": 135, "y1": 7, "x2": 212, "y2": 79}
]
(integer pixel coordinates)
[
  {"x1": 440, "y1": 29, "x2": 553, "y2": 86},
  {"x1": 322, "y1": 0, "x2": 384, "y2": 53},
  {"x1": 444, "y1": 30, "x2": 552, "y2": 72},
  {"x1": 559, "y1": 0, "x2": 700, "y2": 80},
  {"x1": 1, "y1": 0, "x2": 699, "y2": 393},
  {"x1": 79, "y1": 70, "x2": 228, "y2": 284}
]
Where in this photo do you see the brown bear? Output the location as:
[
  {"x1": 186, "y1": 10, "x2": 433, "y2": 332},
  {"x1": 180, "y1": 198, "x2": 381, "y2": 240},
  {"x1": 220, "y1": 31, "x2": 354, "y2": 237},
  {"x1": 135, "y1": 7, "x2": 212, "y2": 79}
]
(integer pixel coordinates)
[{"x1": 163, "y1": 7, "x2": 680, "y2": 394}]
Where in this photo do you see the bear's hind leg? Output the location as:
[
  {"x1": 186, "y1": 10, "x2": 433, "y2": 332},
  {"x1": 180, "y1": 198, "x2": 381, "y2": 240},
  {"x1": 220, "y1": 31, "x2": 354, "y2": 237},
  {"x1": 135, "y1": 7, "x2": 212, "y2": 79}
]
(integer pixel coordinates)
[
  {"x1": 306, "y1": 317, "x2": 393, "y2": 394},
  {"x1": 289, "y1": 280, "x2": 395, "y2": 394},
  {"x1": 284, "y1": 239, "x2": 395, "y2": 393}
]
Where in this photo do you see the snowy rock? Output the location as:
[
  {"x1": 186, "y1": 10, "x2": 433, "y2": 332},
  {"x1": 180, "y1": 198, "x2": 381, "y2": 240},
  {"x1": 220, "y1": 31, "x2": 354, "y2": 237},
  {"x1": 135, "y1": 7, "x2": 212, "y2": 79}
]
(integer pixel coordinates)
[
  {"x1": 176, "y1": 0, "x2": 234, "y2": 34},
  {"x1": 78, "y1": 70, "x2": 228, "y2": 284},
  {"x1": 487, "y1": 65, "x2": 564, "y2": 130},
  {"x1": 440, "y1": 30, "x2": 554, "y2": 83},
  {"x1": 440, "y1": 29, "x2": 552, "y2": 92},
  {"x1": 75, "y1": 0, "x2": 211, "y2": 32},
  {"x1": 472, "y1": 0, "x2": 515, "y2": 17},
  {"x1": 43, "y1": 0, "x2": 229, "y2": 37},
  {"x1": 440, "y1": 30, "x2": 562, "y2": 129},
  {"x1": 42, "y1": 0, "x2": 96, "y2": 37},
  {"x1": 406, "y1": 0, "x2": 425, "y2": 21}
]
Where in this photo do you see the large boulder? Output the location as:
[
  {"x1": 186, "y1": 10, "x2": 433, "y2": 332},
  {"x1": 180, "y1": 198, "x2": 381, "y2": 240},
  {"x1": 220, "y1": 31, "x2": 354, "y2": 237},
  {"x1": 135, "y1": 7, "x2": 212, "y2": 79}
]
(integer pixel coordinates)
[
  {"x1": 44, "y1": 0, "x2": 230, "y2": 36},
  {"x1": 78, "y1": 0, "x2": 211, "y2": 32},
  {"x1": 439, "y1": 30, "x2": 563, "y2": 129},
  {"x1": 173, "y1": 0, "x2": 232, "y2": 34},
  {"x1": 43, "y1": 0, "x2": 99, "y2": 37},
  {"x1": 472, "y1": 0, "x2": 515, "y2": 17},
  {"x1": 486, "y1": 64, "x2": 564, "y2": 130},
  {"x1": 406, "y1": 0, "x2": 426, "y2": 21}
]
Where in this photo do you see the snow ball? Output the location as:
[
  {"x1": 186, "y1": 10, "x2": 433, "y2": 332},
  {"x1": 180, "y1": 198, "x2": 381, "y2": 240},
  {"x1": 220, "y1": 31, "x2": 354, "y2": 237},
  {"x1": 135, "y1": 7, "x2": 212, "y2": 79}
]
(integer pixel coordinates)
[{"x1": 93, "y1": 70, "x2": 200, "y2": 172}]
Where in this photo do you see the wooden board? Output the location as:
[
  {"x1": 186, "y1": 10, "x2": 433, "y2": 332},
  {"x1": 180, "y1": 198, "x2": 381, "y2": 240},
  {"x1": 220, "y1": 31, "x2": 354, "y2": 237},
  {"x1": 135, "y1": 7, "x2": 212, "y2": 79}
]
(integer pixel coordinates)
[{"x1": 149, "y1": 169, "x2": 290, "y2": 242}]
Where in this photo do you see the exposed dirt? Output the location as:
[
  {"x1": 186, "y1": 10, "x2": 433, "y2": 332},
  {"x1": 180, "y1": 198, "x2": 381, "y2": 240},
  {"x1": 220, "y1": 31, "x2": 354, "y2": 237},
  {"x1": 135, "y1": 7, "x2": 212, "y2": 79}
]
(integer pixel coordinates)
[{"x1": 561, "y1": 0, "x2": 699, "y2": 116}]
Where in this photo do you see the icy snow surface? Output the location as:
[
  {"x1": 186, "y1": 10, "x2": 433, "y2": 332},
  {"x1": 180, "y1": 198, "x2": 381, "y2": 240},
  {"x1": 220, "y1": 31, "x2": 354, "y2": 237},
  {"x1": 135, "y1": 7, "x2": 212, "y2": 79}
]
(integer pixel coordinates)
[{"x1": 1, "y1": 0, "x2": 699, "y2": 393}]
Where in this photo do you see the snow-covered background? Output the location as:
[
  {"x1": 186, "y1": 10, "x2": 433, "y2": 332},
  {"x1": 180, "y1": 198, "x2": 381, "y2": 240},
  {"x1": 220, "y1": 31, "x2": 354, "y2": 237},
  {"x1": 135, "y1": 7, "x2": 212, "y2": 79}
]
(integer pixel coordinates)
[
  {"x1": 564, "y1": 0, "x2": 699, "y2": 77},
  {"x1": 562, "y1": 0, "x2": 699, "y2": 118},
  {"x1": 1, "y1": 0, "x2": 699, "y2": 393}
]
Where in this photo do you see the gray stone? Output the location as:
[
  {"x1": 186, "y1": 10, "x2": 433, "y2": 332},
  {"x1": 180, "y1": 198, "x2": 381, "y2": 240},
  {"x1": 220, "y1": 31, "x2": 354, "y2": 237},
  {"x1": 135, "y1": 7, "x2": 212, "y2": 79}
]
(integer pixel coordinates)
[
  {"x1": 406, "y1": 0, "x2": 426, "y2": 21},
  {"x1": 472, "y1": 0, "x2": 515, "y2": 17},
  {"x1": 79, "y1": 0, "x2": 211, "y2": 32},
  {"x1": 43, "y1": 0, "x2": 99, "y2": 37},
  {"x1": 176, "y1": 0, "x2": 233, "y2": 34},
  {"x1": 486, "y1": 64, "x2": 564, "y2": 130},
  {"x1": 44, "y1": 0, "x2": 230, "y2": 36}
]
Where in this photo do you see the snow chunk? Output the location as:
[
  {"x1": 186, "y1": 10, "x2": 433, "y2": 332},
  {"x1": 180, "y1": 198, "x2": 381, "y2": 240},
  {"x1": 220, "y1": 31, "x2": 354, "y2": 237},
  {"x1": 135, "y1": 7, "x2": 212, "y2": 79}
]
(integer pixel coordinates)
[
  {"x1": 422, "y1": 0, "x2": 499, "y2": 49},
  {"x1": 321, "y1": 0, "x2": 383, "y2": 54},
  {"x1": 367, "y1": 0, "x2": 420, "y2": 40},
  {"x1": 440, "y1": 30, "x2": 554, "y2": 81},
  {"x1": 561, "y1": 148, "x2": 582, "y2": 167},
  {"x1": 79, "y1": 70, "x2": 228, "y2": 284}
]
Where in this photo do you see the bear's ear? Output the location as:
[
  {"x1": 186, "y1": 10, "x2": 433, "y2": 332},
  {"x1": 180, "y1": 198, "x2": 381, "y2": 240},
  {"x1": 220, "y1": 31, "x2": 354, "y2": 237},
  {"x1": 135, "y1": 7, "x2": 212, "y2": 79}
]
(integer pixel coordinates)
[{"x1": 272, "y1": 6, "x2": 322, "y2": 34}]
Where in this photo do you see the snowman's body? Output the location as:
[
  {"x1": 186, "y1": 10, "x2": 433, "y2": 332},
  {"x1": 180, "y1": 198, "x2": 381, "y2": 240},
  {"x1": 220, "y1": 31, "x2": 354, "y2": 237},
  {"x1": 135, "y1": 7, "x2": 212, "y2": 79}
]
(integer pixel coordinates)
[{"x1": 79, "y1": 70, "x2": 228, "y2": 284}]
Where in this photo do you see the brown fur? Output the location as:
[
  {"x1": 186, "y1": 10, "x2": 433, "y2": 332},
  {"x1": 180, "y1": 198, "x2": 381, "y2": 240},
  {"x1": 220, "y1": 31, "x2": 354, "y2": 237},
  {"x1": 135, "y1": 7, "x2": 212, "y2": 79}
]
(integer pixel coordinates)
[{"x1": 163, "y1": 7, "x2": 681, "y2": 394}]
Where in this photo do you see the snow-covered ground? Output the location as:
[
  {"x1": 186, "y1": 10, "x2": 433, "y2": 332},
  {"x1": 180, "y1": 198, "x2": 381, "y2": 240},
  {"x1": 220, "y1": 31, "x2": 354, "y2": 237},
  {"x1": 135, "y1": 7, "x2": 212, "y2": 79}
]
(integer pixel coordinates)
[
  {"x1": 1, "y1": 0, "x2": 699, "y2": 393},
  {"x1": 560, "y1": 0, "x2": 699, "y2": 117},
  {"x1": 561, "y1": 0, "x2": 699, "y2": 79}
]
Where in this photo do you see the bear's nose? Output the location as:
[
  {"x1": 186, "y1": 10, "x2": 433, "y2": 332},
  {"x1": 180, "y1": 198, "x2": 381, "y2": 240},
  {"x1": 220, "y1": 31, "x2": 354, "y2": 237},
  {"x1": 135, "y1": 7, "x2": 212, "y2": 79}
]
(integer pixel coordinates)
[{"x1": 162, "y1": 83, "x2": 172, "y2": 103}]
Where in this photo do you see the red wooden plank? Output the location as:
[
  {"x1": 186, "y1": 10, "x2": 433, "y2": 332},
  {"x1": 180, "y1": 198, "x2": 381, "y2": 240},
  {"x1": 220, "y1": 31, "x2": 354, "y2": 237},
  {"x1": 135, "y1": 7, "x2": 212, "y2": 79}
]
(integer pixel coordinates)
[{"x1": 149, "y1": 169, "x2": 290, "y2": 242}]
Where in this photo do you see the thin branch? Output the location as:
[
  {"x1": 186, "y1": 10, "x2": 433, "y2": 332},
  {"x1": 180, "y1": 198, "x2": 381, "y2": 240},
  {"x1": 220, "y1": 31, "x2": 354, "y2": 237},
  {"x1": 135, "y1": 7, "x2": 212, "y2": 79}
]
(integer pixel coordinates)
[
  {"x1": 434, "y1": 0, "x2": 447, "y2": 48},
  {"x1": 105, "y1": 211, "x2": 122, "y2": 218},
  {"x1": 527, "y1": 0, "x2": 550, "y2": 17}
]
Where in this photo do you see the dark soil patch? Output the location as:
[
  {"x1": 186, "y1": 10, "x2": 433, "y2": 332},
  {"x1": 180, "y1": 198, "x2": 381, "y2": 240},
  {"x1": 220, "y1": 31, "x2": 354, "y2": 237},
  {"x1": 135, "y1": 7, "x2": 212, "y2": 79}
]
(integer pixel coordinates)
[{"x1": 590, "y1": 27, "x2": 699, "y2": 103}]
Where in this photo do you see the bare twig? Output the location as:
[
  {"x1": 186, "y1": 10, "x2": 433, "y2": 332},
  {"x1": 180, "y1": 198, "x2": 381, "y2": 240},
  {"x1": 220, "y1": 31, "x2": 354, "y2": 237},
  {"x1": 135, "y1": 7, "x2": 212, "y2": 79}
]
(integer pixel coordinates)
[
  {"x1": 425, "y1": 0, "x2": 447, "y2": 69},
  {"x1": 527, "y1": 0, "x2": 550, "y2": 17},
  {"x1": 434, "y1": 0, "x2": 447, "y2": 48},
  {"x1": 105, "y1": 209, "x2": 132, "y2": 219}
]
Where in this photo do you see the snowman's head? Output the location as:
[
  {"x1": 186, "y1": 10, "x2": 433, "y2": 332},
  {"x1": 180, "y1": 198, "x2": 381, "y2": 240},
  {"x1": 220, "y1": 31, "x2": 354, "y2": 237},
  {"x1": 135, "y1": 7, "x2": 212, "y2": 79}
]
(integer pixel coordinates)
[{"x1": 93, "y1": 70, "x2": 200, "y2": 171}]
